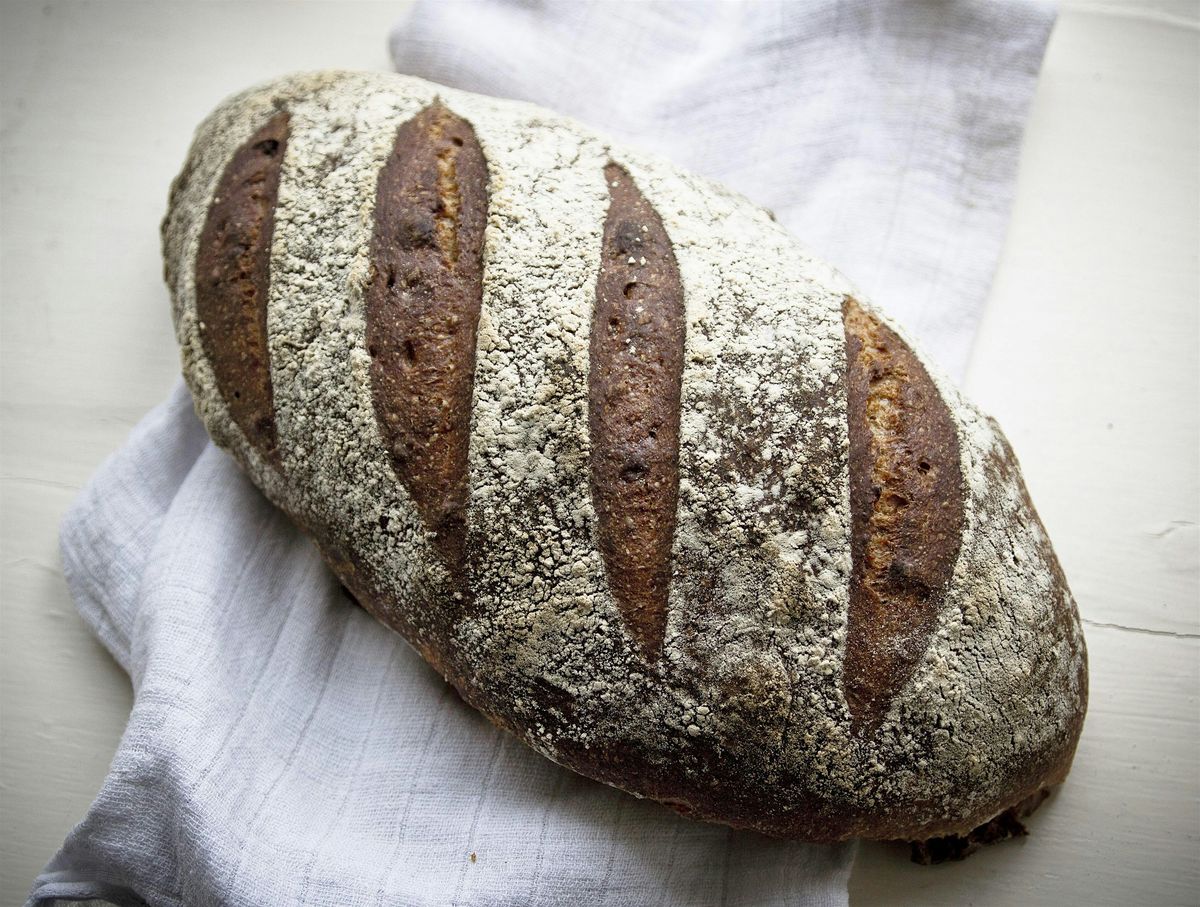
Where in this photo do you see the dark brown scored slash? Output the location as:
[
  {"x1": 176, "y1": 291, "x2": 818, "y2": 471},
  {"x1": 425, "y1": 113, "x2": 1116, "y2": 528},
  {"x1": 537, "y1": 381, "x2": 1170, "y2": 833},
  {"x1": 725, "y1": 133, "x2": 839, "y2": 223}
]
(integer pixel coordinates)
[
  {"x1": 841, "y1": 297, "x2": 965, "y2": 734},
  {"x1": 195, "y1": 111, "x2": 289, "y2": 470},
  {"x1": 365, "y1": 102, "x2": 488, "y2": 578},
  {"x1": 590, "y1": 163, "x2": 686, "y2": 661}
]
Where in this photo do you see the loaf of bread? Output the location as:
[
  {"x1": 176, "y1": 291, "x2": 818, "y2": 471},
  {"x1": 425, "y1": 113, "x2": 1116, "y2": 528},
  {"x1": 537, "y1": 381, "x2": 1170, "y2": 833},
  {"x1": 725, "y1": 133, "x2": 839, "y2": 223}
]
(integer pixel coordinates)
[{"x1": 162, "y1": 70, "x2": 1087, "y2": 855}]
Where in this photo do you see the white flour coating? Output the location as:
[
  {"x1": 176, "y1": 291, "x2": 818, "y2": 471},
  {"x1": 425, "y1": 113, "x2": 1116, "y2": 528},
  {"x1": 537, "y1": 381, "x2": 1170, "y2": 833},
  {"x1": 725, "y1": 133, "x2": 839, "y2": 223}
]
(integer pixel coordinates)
[{"x1": 163, "y1": 70, "x2": 1086, "y2": 840}]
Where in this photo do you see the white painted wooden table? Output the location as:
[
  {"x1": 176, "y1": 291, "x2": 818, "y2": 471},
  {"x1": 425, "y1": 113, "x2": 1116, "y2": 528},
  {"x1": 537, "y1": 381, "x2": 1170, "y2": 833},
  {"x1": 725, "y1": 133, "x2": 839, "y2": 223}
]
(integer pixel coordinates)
[{"x1": 2, "y1": 2, "x2": 1196, "y2": 904}]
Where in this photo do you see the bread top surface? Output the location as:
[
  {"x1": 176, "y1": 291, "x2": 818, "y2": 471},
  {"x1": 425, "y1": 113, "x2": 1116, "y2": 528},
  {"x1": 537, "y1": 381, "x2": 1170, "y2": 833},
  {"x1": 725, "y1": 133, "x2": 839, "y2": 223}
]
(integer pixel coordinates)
[{"x1": 162, "y1": 70, "x2": 1087, "y2": 842}]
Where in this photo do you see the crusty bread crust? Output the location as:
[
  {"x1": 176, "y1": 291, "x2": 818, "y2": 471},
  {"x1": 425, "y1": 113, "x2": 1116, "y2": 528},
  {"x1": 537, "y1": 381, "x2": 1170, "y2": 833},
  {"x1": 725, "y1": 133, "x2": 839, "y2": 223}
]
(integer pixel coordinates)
[{"x1": 162, "y1": 70, "x2": 1087, "y2": 845}]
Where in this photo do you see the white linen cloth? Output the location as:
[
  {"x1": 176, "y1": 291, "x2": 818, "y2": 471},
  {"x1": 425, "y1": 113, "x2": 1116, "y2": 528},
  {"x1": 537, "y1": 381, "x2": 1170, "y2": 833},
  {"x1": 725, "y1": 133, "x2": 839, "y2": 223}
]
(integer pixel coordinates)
[
  {"x1": 391, "y1": 0, "x2": 1057, "y2": 379},
  {"x1": 30, "y1": 1, "x2": 1055, "y2": 905}
]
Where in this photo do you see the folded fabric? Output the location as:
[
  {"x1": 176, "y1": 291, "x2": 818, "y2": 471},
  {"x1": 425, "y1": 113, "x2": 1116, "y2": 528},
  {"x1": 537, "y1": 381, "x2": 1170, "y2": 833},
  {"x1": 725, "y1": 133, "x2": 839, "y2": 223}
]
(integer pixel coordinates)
[
  {"x1": 390, "y1": 0, "x2": 1057, "y2": 379},
  {"x1": 35, "y1": 383, "x2": 854, "y2": 907},
  {"x1": 30, "y1": 1, "x2": 1056, "y2": 904}
]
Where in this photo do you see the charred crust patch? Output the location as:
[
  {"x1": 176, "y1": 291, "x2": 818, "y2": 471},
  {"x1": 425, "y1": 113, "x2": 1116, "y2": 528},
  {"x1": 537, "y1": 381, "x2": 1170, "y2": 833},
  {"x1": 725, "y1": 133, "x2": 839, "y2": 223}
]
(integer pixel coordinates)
[
  {"x1": 841, "y1": 297, "x2": 964, "y2": 733},
  {"x1": 365, "y1": 101, "x2": 488, "y2": 580},
  {"x1": 589, "y1": 163, "x2": 686, "y2": 660},
  {"x1": 195, "y1": 111, "x2": 289, "y2": 469}
]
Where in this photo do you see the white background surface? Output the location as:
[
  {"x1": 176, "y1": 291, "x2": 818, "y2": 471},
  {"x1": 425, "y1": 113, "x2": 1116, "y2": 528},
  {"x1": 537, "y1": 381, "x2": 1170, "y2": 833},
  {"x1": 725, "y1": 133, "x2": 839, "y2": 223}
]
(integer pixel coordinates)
[{"x1": 1, "y1": 1, "x2": 1197, "y2": 905}]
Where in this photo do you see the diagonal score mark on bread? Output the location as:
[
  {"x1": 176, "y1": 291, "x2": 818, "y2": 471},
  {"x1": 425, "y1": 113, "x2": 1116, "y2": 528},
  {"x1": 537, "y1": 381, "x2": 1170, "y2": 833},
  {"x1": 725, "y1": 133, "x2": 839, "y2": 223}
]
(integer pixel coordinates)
[
  {"x1": 364, "y1": 101, "x2": 488, "y2": 581},
  {"x1": 194, "y1": 111, "x2": 290, "y2": 470},
  {"x1": 589, "y1": 163, "x2": 686, "y2": 661},
  {"x1": 841, "y1": 296, "x2": 965, "y2": 733}
]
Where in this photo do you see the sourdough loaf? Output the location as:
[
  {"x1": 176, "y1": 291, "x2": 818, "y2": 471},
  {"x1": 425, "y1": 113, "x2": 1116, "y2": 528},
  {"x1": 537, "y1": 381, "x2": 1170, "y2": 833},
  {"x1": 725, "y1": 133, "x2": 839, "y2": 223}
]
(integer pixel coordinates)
[{"x1": 163, "y1": 70, "x2": 1087, "y2": 851}]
